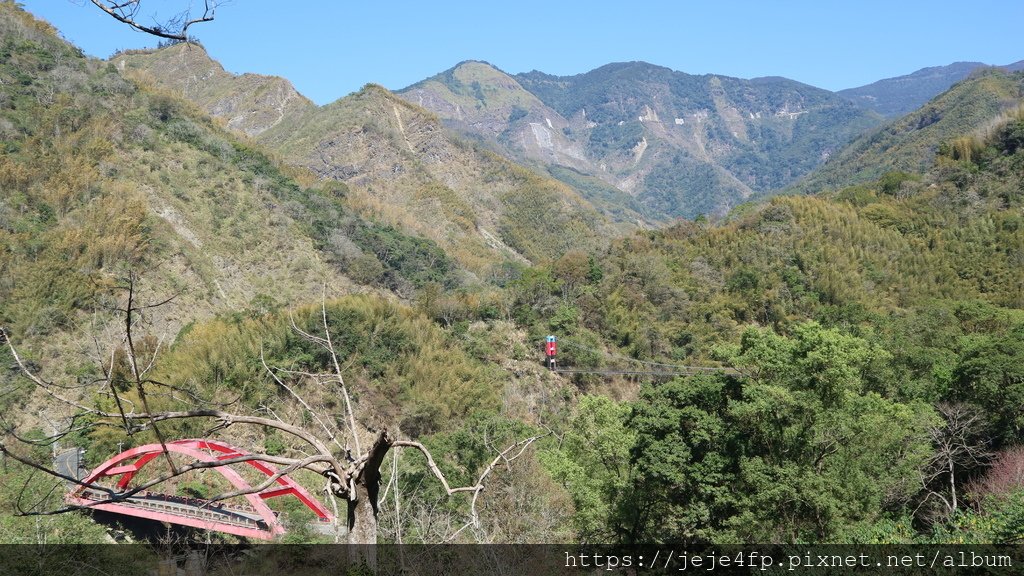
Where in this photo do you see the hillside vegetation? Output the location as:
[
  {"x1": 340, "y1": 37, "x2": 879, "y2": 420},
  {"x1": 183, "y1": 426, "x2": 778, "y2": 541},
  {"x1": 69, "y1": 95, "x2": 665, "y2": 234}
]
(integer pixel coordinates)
[
  {"x1": 116, "y1": 50, "x2": 625, "y2": 276},
  {"x1": 794, "y1": 69, "x2": 1024, "y2": 194},
  {"x1": 0, "y1": 2, "x2": 575, "y2": 545},
  {"x1": 2, "y1": 1, "x2": 1024, "y2": 549},
  {"x1": 838, "y1": 60, "x2": 1024, "y2": 118},
  {"x1": 261, "y1": 84, "x2": 616, "y2": 269},
  {"x1": 0, "y1": 1, "x2": 473, "y2": 365},
  {"x1": 113, "y1": 42, "x2": 315, "y2": 137},
  {"x1": 488, "y1": 106, "x2": 1024, "y2": 543}
]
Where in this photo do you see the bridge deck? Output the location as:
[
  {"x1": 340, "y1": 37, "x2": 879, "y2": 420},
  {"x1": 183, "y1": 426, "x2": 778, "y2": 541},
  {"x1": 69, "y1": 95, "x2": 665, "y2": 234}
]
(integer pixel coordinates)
[{"x1": 69, "y1": 489, "x2": 277, "y2": 539}]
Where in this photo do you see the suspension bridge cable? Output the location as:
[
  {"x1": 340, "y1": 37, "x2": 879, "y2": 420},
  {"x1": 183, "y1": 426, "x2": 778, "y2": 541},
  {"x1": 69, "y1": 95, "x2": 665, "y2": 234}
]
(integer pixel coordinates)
[{"x1": 535, "y1": 336, "x2": 740, "y2": 376}]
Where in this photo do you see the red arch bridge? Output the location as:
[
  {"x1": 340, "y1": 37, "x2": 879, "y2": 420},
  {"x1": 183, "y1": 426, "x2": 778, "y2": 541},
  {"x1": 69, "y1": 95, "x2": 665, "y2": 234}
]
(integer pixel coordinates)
[{"x1": 65, "y1": 439, "x2": 335, "y2": 540}]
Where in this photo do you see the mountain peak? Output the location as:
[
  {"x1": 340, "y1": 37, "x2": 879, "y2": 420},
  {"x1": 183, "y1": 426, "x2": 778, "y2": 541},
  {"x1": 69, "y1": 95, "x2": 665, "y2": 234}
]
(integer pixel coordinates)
[
  {"x1": 113, "y1": 44, "x2": 314, "y2": 136},
  {"x1": 398, "y1": 59, "x2": 554, "y2": 137},
  {"x1": 402, "y1": 60, "x2": 517, "y2": 93}
]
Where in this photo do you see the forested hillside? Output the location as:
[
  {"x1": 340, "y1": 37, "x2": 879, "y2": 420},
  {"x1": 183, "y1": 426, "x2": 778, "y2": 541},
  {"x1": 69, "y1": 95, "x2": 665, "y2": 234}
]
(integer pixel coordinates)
[
  {"x1": 491, "y1": 106, "x2": 1024, "y2": 543},
  {"x1": 115, "y1": 46, "x2": 629, "y2": 277},
  {"x1": 0, "y1": 6, "x2": 346, "y2": 345},
  {"x1": 2, "y1": 0, "x2": 1024, "y2": 549},
  {"x1": 0, "y1": 3, "x2": 572, "y2": 544},
  {"x1": 794, "y1": 69, "x2": 1024, "y2": 194}
]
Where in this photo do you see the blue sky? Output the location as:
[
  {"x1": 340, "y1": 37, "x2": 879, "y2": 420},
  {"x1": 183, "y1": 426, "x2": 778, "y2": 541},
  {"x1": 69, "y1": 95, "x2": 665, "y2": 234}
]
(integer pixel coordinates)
[{"x1": 20, "y1": 1, "x2": 1024, "y2": 106}]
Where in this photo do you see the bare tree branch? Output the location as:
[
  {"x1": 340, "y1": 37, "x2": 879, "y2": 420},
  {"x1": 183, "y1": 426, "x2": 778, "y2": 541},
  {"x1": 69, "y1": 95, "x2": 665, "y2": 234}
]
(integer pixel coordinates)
[
  {"x1": 260, "y1": 346, "x2": 345, "y2": 453},
  {"x1": 923, "y1": 402, "x2": 992, "y2": 517},
  {"x1": 319, "y1": 288, "x2": 362, "y2": 458},
  {"x1": 2, "y1": 327, "x2": 95, "y2": 413},
  {"x1": 284, "y1": 293, "x2": 363, "y2": 459},
  {"x1": 88, "y1": 0, "x2": 218, "y2": 41},
  {"x1": 120, "y1": 274, "x2": 178, "y2": 476},
  {"x1": 394, "y1": 431, "x2": 549, "y2": 542},
  {"x1": 391, "y1": 447, "x2": 402, "y2": 544},
  {"x1": 0, "y1": 441, "x2": 327, "y2": 516},
  {"x1": 3, "y1": 280, "x2": 546, "y2": 544},
  {"x1": 3, "y1": 331, "x2": 351, "y2": 492}
]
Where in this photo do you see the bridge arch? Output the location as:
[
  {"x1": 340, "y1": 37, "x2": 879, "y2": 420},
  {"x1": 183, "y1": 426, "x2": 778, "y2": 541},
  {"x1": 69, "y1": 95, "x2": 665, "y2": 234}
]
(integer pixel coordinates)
[{"x1": 66, "y1": 439, "x2": 334, "y2": 540}]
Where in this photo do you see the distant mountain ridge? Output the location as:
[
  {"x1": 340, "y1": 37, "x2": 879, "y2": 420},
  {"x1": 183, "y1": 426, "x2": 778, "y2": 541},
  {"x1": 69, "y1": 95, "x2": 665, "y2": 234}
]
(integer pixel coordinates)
[
  {"x1": 257, "y1": 83, "x2": 621, "y2": 271},
  {"x1": 794, "y1": 68, "x2": 1024, "y2": 194},
  {"x1": 839, "y1": 60, "x2": 1024, "y2": 118},
  {"x1": 114, "y1": 48, "x2": 627, "y2": 276},
  {"x1": 401, "y1": 60, "x2": 883, "y2": 219},
  {"x1": 113, "y1": 46, "x2": 1024, "y2": 224}
]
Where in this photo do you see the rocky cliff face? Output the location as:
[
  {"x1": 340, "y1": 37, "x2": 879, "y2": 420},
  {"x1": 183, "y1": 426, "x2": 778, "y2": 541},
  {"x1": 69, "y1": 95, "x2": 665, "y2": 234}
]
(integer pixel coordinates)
[
  {"x1": 117, "y1": 47, "x2": 883, "y2": 233},
  {"x1": 401, "y1": 61, "x2": 592, "y2": 174}
]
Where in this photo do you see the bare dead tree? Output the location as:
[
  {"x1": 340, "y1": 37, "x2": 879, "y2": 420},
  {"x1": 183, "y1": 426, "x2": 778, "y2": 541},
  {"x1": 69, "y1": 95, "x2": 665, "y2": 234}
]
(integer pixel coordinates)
[
  {"x1": 921, "y1": 402, "x2": 992, "y2": 518},
  {"x1": 87, "y1": 0, "x2": 220, "y2": 41},
  {"x1": 0, "y1": 282, "x2": 545, "y2": 545}
]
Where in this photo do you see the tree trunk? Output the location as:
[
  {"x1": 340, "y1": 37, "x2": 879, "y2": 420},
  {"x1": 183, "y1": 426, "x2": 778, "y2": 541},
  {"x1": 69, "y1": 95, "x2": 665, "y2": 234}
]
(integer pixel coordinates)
[
  {"x1": 346, "y1": 430, "x2": 391, "y2": 545},
  {"x1": 346, "y1": 474, "x2": 380, "y2": 545},
  {"x1": 949, "y1": 459, "x2": 958, "y2": 513}
]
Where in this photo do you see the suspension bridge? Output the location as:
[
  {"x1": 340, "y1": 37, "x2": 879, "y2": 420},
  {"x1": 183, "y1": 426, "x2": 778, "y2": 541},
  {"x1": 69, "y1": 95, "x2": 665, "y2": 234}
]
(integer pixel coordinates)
[{"x1": 541, "y1": 335, "x2": 742, "y2": 377}]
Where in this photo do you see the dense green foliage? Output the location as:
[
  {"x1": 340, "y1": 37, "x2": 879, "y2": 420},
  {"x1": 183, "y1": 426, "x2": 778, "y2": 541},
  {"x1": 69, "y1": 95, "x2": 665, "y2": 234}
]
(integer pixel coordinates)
[
  {"x1": 546, "y1": 165, "x2": 646, "y2": 221},
  {"x1": 393, "y1": 111, "x2": 1024, "y2": 542},
  {"x1": 154, "y1": 296, "x2": 502, "y2": 437},
  {"x1": 518, "y1": 106, "x2": 1024, "y2": 543},
  {"x1": 638, "y1": 153, "x2": 745, "y2": 217}
]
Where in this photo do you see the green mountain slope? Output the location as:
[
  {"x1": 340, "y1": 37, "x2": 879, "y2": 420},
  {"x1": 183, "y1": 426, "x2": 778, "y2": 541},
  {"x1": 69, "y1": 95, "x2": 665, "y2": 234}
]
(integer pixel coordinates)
[
  {"x1": 0, "y1": 3, "x2": 465, "y2": 357},
  {"x1": 6, "y1": 1, "x2": 1024, "y2": 549},
  {"x1": 260, "y1": 84, "x2": 617, "y2": 270},
  {"x1": 499, "y1": 108, "x2": 1024, "y2": 543},
  {"x1": 838, "y1": 61, "x2": 987, "y2": 118},
  {"x1": 0, "y1": 5, "x2": 575, "y2": 545},
  {"x1": 400, "y1": 61, "x2": 883, "y2": 219},
  {"x1": 839, "y1": 60, "x2": 1024, "y2": 118},
  {"x1": 794, "y1": 69, "x2": 1024, "y2": 194},
  {"x1": 114, "y1": 50, "x2": 625, "y2": 275}
]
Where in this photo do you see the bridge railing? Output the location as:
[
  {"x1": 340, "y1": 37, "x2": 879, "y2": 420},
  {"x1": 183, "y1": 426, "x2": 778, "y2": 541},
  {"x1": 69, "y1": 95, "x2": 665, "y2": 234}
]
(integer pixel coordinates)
[{"x1": 77, "y1": 488, "x2": 267, "y2": 528}]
